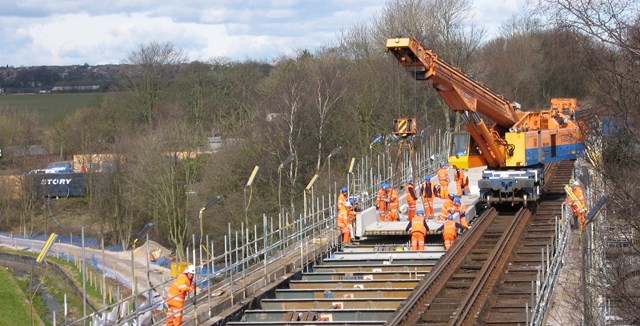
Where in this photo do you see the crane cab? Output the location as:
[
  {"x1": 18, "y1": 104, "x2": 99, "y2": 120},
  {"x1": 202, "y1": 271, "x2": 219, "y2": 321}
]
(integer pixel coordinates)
[{"x1": 448, "y1": 132, "x2": 486, "y2": 169}]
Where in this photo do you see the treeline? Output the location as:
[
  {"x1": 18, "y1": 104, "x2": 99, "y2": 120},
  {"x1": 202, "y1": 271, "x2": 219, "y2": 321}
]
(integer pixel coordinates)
[{"x1": 0, "y1": 1, "x2": 638, "y2": 321}]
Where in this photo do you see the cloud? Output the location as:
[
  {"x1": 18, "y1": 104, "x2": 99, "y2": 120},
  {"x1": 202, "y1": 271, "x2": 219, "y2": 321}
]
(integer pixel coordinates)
[{"x1": 0, "y1": 0, "x2": 525, "y2": 66}]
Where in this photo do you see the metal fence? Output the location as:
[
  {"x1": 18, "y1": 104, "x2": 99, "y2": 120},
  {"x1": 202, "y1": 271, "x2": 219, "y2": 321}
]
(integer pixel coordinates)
[{"x1": 60, "y1": 130, "x2": 451, "y2": 325}]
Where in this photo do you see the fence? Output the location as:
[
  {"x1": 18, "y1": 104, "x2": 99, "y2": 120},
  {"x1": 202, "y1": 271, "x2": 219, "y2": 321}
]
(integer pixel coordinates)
[{"x1": 26, "y1": 130, "x2": 452, "y2": 325}]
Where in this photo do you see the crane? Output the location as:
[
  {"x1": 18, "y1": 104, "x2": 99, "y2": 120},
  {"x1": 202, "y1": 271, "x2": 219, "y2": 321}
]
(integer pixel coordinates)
[{"x1": 386, "y1": 37, "x2": 584, "y2": 205}]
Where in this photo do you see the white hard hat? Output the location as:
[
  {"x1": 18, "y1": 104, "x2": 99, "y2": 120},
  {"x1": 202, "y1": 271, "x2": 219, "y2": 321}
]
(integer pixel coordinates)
[
  {"x1": 399, "y1": 204, "x2": 408, "y2": 214},
  {"x1": 183, "y1": 265, "x2": 196, "y2": 275}
]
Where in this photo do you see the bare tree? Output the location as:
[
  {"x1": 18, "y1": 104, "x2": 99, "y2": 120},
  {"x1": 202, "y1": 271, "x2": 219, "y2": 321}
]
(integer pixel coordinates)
[
  {"x1": 120, "y1": 41, "x2": 187, "y2": 126},
  {"x1": 536, "y1": 0, "x2": 640, "y2": 323}
]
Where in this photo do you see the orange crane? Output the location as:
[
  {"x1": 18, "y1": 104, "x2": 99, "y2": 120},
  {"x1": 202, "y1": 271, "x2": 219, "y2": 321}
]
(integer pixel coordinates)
[{"x1": 386, "y1": 37, "x2": 584, "y2": 205}]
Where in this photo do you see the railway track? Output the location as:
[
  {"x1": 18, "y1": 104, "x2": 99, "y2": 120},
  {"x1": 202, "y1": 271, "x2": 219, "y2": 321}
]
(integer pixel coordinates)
[{"x1": 388, "y1": 160, "x2": 574, "y2": 325}]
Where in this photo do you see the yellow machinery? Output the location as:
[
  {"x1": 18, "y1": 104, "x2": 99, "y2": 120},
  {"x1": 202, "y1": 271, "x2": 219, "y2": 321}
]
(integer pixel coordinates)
[{"x1": 386, "y1": 37, "x2": 584, "y2": 204}]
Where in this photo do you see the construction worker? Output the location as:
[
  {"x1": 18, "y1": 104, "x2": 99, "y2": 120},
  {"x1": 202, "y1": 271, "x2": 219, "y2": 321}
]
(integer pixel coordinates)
[
  {"x1": 462, "y1": 171, "x2": 470, "y2": 195},
  {"x1": 337, "y1": 200, "x2": 353, "y2": 243},
  {"x1": 166, "y1": 264, "x2": 196, "y2": 326},
  {"x1": 438, "y1": 194, "x2": 456, "y2": 222},
  {"x1": 453, "y1": 166, "x2": 466, "y2": 197},
  {"x1": 405, "y1": 178, "x2": 417, "y2": 220},
  {"x1": 421, "y1": 176, "x2": 437, "y2": 219},
  {"x1": 376, "y1": 183, "x2": 389, "y2": 222},
  {"x1": 567, "y1": 180, "x2": 587, "y2": 229},
  {"x1": 387, "y1": 185, "x2": 399, "y2": 222},
  {"x1": 405, "y1": 210, "x2": 429, "y2": 250},
  {"x1": 436, "y1": 214, "x2": 469, "y2": 250},
  {"x1": 337, "y1": 187, "x2": 348, "y2": 212},
  {"x1": 452, "y1": 197, "x2": 469, "y2": 227},
  {"x1": 437, "y1": 162, "x2": 450, "y2": 199}
]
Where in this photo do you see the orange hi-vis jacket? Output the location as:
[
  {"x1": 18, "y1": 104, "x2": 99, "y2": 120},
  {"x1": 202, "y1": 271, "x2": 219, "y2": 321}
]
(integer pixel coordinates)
[
  {"x1": 438, "y1": 167, "x2": 449, "y2": 184},
  {"x1": 166, "y1": 274, "x2": 194, "y2": 307},
  {"x1": 439, "y1": 199, "x2": 455, "y2": 221},
  {"x1": 454, "y1": 204, "x2": 468, "y2": 227},
  {"x1": 568, "y1": 186, "x2": 586, "y2": 212},
  {"x1": 376, "y1": 188, "x2": 388, "y2": 212},
  {"x1": 337, "y1": 193, "x2": 348, "y2": 212},
  {"x1": 454, "y1": 168, "x2": 464, "y2": 184},
  {"x1": 442, "y1": 219, "x2": 458, "y2": 238},
  {"x1": 388, "y1": 188, "x2": 399, "y2": 212},
  {"x1": 337, "y1": 207, "x2": 349, "y2": 232},
  {"x1": 409, "y1": 215, "x2": 427, "y2": 235}
]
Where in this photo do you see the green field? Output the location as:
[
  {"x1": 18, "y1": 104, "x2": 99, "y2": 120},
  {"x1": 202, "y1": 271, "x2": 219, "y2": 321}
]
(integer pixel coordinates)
[
  {"x1": 0, "y1": 267, "x2": 32, "y2": 326},
  {"x1": 0, "y1": 93, "x2": 103, "y2": 128}
]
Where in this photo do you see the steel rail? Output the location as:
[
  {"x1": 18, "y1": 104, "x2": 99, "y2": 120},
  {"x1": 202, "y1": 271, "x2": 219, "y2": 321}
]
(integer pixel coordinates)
[{"x1": 386, "y1": 208, "x2": 500, "y2": 325}]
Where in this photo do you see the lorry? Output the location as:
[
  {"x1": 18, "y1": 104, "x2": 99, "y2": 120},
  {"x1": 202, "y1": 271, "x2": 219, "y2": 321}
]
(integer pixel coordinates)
[{"x1": 386, "y1": 37, "x2": 584, "y2": 205}]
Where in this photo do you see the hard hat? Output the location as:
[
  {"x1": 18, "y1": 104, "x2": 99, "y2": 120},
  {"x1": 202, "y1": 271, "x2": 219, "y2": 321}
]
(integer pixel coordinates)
[
  {"x1": 399, "y1": 204, "x2": 408, "y2": 214},
  {"x1": 449, "y1": 193, "x2": 456, "y2": 200},
  {"x1": 416, "y1": 210, "x2": 425, "y2": 216},
  {"x1": 383, "y1": 183, "x2": 390, "y2": 190},
  {"x1": 349, "y1": 198, "x2": 356, "y2": 206},
  {"x1": 183, "y1": 265, "x2": 196, "y2": 275},
  {"x1": 447, "y1": 214, "x2": 454, "y2": 220},
  {"x1": 453, "y1": 197, "x2": 461, "y2": 205},
  {"x1": 341, "y1": 187, "x2": 348, "y2": 193},
  {"x1": 440, "y1": 162, "x2": 446, "y2": 167},
  {"x1": 424, "y1": 176, "x2": 431, "y2": 182},
  {"x1": 572, "y1": 180, "x2": 580, "y2": 187},
  {"x1": 407, "y1": 178, "x2": 414, "y2": 183}
]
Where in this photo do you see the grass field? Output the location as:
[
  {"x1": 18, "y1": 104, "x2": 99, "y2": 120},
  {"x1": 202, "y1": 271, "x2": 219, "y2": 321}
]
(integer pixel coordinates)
[
  {"x1": 0, "y1": 267, "x2": 32, "y2": 326},
  {"x1": 0, "y1": 93, "x2": 103, "y2": 128}
]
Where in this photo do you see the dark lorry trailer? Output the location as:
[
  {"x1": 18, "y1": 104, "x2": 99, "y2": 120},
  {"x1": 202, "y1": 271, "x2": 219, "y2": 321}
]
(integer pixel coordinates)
[{"x1": 32, "y1": 172, "x2": 87, "y2": 197}]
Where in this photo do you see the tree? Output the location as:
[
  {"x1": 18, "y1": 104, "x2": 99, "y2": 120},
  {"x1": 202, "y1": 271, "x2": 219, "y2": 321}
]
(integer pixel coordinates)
[
  {"x1": 536, "y1": 0, "x2": 640, "y2": 323},
  {"x1": 119, "y1": 41, "x2": 187, "y2": 126}
]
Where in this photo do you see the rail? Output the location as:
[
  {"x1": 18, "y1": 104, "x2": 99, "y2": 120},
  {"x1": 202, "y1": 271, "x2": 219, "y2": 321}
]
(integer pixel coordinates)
[{"x1": 63, "y1": 130, "x2": 451, "y2": 325}]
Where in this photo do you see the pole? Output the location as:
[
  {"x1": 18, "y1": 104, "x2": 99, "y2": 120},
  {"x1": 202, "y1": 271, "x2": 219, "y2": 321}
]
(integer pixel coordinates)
[{"x1": 82, "y1": 227, "x2": 87, "y2": 319}]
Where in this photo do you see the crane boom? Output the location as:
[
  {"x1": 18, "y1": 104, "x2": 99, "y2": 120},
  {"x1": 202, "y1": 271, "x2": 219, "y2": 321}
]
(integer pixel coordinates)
[
  {"x1": 386, "y1": 37, "x2": 584, "y2": 205},
  {"x1": 386, "y1": 37, "x2": 524, "y2": 127}
]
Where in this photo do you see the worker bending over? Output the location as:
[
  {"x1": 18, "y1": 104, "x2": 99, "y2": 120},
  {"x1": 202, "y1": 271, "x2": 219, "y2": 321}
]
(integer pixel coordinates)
[
  {"x1": 406, "y1": 210, "x2": 430, "y2": 250},
  {"x1": 437, "y1": 214, "x2": 469, "y2": 251},
  {"x1": 452, "y1": 197, "x2": 468, "y2": 227},
  {"x1": 437, "y1": 162, "x2": 450, "y2": 199},
  {"x1": 405, "y1": 178, "x2": 417, "y2": 220},
  {"x1": 438, "y1": 194, "x2": 456, "y2": 222},
  {"x1": 166, "y1": 265, "x2": 196, "y2": 326},
  {"x1": 421, "y1": 176, "x2": 437, "y2": 219}
]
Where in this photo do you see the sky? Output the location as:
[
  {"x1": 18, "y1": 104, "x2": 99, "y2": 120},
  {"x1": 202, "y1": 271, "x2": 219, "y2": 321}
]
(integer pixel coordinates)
[{"x1": 0, "y1": 0, "x2": 526, "y2": 67}]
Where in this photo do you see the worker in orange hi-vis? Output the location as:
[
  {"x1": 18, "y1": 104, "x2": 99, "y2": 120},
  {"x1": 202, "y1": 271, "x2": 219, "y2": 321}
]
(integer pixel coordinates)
[
  {"x1": 436, "y1": 214, "x2": 469, "y2": 251},
  {"x1": 387, "y1": 185, "x2": 399, "y2": 222},
  {"x1": 337, "y1": 200, "x2": 353, "y2": 244},
  {"x1": 405, "y1": 178, "x2": 418, "y2": 221},
  {"x1": 421, "y1": 176, "x2": 437, "y2": 219},
  {"x1": 567, "y1": 180, "x2": 588, "y2": 230},
  {"x1": 452, "y1": 197, "x2": 469, "y2": 227},
  {"x1": 462, "y1": 170, "x2": 470, "y2": 195},
  {"x1": 438, "y1": 194, "x2": 456, "y2": 222},
  {"x1": 453, "y1": 166, "x2": 466, "y2": 197},
  {"x1": 376, "y1": 183, "x2": 390, "y2": 222},
  {"x1": 437, "y1": 162, "x2": 450, "y2": 199},
  {"x1": 337, "y1": 187, "x2": 348, "y2": 212},
  {"x1": 406, "y1": 210, "x2": 429, "y2": 250},
  {"x1": 166, "y1": 265, "x2": 196, "y2": 326}
]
